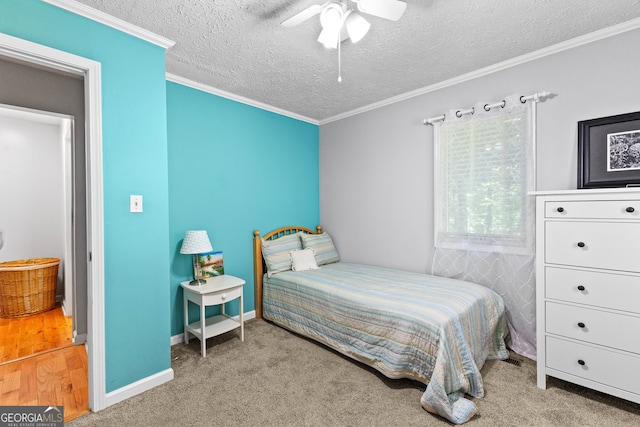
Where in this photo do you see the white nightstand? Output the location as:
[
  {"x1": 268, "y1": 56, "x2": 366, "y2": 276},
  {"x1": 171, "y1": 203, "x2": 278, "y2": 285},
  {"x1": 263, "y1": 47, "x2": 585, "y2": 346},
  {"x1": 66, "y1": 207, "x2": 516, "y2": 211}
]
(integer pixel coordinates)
[{"x1": 180, "y1": 275, "x2": 245, "y2": 357}]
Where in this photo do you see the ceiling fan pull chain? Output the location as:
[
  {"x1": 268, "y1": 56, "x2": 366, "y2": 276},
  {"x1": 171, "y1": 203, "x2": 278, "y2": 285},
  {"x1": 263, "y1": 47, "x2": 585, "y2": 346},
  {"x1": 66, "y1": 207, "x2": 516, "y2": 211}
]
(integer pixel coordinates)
[{"x1": 338, "y1": 37, "x2": 342, "y2": 83}]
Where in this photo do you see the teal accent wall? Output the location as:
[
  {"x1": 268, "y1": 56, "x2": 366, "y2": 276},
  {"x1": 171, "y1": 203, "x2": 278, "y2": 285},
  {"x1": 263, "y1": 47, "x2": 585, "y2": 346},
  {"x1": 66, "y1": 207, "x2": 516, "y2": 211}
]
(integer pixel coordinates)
[
  {"x1": 0, "y1": 0, "x2": 171, "y2": 393},
  {"x1": 167, "y1": 81, "x2": 319, "y2": 336}
]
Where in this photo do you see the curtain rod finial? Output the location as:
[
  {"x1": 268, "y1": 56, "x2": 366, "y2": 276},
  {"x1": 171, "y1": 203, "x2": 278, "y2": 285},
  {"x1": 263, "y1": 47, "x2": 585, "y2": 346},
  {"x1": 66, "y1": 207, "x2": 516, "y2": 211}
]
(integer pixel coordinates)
[{"x1": 534, "y1": 91, "x2": 556, "y2": 102}]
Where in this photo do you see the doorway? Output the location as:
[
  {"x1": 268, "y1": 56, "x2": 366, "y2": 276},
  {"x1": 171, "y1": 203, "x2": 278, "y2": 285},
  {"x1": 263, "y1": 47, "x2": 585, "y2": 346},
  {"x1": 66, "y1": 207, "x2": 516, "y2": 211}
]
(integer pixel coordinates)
[
  {"x1": 0, "y1": 106, "x2": 73, "y2": 297},
  {"x1": 0, "y1": 77, "x2": 87, "y2": 421},
  {"x1": 0, "y1": 32, "x2": 106, "y2": 412},
  {"x1": 0, "y1": 56, "x2": 87, "y2": 344},
  {"x1": 0, "y1": 105, "x2": 75, "y2": 356}
]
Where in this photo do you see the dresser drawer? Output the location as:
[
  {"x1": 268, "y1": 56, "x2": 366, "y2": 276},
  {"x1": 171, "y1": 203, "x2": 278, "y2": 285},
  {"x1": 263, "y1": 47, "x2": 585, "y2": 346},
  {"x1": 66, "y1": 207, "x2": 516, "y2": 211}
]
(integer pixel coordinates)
[
  {"x1": 545, "y1": 221, "x2": 640, "y2": 272},
  {"x1": 546, "y1": 302, "x2": 640, "y2": 353},
  {"x1": 546, "y1": 336, "x2": 640, "y2": 395},
  {"x1": 545, "y1": 267, "x2": 640, "y2": 314},
  {"x1": 545, "y1": 200, "x2": 640, "y2": 219}
]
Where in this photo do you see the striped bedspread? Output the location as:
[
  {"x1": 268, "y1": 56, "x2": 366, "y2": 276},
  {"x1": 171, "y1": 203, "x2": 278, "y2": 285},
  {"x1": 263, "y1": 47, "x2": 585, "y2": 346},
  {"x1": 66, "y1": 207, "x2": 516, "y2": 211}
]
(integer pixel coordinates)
[{"x1": 263, "y1": 262, "x2": 508, "y2": 424}]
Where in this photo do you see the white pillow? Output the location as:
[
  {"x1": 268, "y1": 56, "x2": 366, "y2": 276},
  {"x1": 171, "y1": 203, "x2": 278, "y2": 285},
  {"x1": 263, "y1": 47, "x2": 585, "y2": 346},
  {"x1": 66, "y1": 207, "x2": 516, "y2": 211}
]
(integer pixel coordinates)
[{"x1": 289, "y1": 248, "x2": 320, "y2": 272}]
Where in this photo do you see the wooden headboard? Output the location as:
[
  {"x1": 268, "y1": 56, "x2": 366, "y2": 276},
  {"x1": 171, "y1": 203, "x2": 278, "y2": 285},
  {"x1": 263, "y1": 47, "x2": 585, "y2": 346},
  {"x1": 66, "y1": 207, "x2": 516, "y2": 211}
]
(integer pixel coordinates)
[{"x1": 253, "y1": 225, "x2": 322, "y2": 318}]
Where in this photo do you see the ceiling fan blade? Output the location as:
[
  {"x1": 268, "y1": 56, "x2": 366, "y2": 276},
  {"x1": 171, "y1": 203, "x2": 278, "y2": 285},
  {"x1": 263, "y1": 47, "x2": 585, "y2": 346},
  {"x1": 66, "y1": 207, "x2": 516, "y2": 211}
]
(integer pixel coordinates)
[
  {"x1": 281, "y1": 3, "x2": 324, "y2": 27},
  {"x1": 357, "y1": 0, "x2": 407, "y2": 21}
]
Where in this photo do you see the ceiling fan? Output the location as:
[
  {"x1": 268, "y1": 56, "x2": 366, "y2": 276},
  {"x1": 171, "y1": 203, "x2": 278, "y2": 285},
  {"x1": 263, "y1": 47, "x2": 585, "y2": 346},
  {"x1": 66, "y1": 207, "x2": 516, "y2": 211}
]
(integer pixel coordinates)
[{"x1": 281, "y1": 0, "x2": 407, "y2": 49}]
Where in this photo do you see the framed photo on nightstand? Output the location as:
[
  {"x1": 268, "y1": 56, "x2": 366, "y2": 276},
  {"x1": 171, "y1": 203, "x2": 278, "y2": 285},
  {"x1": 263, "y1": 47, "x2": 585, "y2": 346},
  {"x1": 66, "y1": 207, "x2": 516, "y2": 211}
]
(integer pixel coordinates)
[{"x1": 198, "y1": 251, "x2": 224, "y2": 277}]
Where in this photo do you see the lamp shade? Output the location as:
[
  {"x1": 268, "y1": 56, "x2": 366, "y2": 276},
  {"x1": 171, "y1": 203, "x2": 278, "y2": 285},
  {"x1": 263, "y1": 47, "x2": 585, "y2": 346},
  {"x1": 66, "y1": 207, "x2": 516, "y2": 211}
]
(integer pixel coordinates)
[{"x1": 180, "y1": 230, "x2": 213, "y2": 255}]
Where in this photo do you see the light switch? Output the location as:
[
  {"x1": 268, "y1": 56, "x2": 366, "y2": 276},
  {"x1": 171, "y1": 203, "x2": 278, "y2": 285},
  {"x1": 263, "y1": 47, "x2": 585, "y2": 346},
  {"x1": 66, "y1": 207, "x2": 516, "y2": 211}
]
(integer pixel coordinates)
[{"x1": 130, "y1": 195, "x2": 143, "y2": 213}]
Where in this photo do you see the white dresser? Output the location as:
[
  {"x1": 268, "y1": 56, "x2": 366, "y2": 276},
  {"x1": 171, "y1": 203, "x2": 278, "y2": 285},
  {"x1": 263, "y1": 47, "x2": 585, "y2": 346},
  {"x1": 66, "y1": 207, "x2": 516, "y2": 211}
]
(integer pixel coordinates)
[{"x1": 534, "y1": 189, "x2": 640, "y2": 404}]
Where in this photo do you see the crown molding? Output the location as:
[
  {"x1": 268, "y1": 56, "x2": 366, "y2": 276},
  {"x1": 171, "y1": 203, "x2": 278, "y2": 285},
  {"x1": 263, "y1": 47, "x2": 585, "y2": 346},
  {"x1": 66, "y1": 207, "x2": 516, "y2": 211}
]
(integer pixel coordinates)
[
  {"x1": 42, "y1": 0, "x2": 175, "y2": 49},
  {"x1": 166, "y1": 73, "x2": 319, "y2": 126},
  {"x1": 319, "y1": 17, "x2": 640, "y2": 125},
  {"x1": 39, "y1": 1, "x2": 640, "y2": 126}
]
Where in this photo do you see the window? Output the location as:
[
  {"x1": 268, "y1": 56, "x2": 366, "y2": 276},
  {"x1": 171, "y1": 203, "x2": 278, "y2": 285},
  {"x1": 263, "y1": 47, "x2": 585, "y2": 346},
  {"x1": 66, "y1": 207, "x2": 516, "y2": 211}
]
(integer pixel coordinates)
[{"x1": 434, "y1": 99, "x2": 534, "y2": 254}]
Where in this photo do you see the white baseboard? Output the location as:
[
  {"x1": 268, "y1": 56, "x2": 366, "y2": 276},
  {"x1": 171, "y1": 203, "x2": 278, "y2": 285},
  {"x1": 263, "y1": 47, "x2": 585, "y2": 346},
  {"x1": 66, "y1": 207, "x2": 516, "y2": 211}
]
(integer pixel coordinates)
[
  {"x1": 61, "y1": 299, "x2": 70, "y2": 317},
  {"x1": 105, "y1": 368, "x2": 174, "y2": 408},
  {"x1": 170, "y1": 310, "x2": 256, "y2": 346},
  {"x1": 105, "y1": 311, "x2": 256, "y2": 407},
  {"x1": 170, "y1": 333, "x2": 184, "y2": 346}
]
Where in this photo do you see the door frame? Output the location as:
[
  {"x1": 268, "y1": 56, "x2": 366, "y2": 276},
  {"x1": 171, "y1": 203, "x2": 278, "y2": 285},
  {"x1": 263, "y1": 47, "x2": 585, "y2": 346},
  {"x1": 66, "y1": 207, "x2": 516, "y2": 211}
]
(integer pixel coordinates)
[{"x1": 0, "y1": 33, "x2": 106, "y2": 411}]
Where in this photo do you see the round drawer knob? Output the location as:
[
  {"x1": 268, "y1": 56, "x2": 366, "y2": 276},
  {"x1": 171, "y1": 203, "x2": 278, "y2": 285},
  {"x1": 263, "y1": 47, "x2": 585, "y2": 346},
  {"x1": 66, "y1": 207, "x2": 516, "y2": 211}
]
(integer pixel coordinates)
[
  {"x1": 577, "y1": 285, "x2": 585, "y2": 291},
  {"x1": 578, "y1": 359, "x2": 586, "y2": 366},
  {"x1": 577, "y1": 242, "x2": 585, "y2": 248},
  {"x1": 577, "y1": 322, "x2": 586, "y2": 328},
  {"x1": 626, "y1": 206, "x2": 635, "y2": 213},
  {"x1": 221, "y1": 294, "x2": 227, "y2": 300},
  {"x1": 556, "y1": 207, "x2": 565, "y2": 213}
]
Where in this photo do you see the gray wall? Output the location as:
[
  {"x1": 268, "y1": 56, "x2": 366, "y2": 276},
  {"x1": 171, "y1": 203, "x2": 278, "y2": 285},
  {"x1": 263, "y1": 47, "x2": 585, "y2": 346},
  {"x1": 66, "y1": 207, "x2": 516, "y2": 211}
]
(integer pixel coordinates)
[{"x1": 319, "y1": 27, "x2": 640, "y2": 272}]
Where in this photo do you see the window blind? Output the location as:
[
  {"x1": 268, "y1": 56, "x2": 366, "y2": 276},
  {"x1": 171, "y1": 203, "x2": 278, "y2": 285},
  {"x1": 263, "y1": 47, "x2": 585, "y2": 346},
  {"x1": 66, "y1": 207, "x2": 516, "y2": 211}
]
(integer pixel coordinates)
[{"x1": 434, "y1": 97, "x2": 534, "y2": 254}]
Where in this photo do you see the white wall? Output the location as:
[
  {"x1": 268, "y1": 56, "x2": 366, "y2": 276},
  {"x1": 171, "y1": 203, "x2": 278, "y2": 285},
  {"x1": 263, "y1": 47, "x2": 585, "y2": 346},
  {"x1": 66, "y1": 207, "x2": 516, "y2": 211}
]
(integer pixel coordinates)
[
  {"x1": 319, "y1": 26, "x2": 640, "y2": 272},
  {"x1": 0, "y1": 110, "x2": 67, "y2": 297}
]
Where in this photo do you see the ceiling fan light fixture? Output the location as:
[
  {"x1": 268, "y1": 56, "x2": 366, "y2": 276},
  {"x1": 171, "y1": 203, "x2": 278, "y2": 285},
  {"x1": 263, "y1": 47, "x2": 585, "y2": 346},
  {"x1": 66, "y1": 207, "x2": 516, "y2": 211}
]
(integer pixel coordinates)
[
  {"x1": 317, "y1": 27, "x2": 339, "y2": 49},
  {"x1": 345, "y1": 11, "x2": 370, "y2": 43},
  {"x1": 318, "y1": 2, "x2": 345, "y2": 49},
  {"x1": 281, "y1": 0, "x2": 408, "y2": 82},
  {"x1": 320, "y1": 2, "x2": 344, "y2": 30}
]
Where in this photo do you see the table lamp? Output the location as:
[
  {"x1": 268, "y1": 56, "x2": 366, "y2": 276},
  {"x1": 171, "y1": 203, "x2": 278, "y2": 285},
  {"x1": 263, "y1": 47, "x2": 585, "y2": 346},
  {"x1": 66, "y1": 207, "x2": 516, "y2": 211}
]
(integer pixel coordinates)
[{"x1": 180, "y1": 230, "x2": 213, "y2": 285}]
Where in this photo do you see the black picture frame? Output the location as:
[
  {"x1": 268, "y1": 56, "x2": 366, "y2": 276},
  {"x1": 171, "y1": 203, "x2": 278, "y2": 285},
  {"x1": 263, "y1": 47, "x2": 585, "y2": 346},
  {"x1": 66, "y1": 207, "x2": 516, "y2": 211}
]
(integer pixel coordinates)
[{"x1": 578, "y1": 111, "x2": 640, "y2": 189}]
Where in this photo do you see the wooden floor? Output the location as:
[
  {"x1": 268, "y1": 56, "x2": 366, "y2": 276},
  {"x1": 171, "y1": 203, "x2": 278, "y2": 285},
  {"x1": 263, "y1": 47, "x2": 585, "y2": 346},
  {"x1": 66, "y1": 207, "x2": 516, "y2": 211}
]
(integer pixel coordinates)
[
  {"x1": 0, "y1": 306, "x2": 90, "y2": 422},
  {"x1": 0, "y1": 305, "x2": 73, "y2": 363}
]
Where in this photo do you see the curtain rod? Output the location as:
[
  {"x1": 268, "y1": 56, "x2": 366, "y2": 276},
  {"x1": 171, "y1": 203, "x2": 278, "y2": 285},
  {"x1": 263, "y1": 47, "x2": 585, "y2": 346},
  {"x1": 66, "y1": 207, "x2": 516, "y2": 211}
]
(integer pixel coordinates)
[{"x1": 422, "y1": 91, "x2": 554, "y2": 126}]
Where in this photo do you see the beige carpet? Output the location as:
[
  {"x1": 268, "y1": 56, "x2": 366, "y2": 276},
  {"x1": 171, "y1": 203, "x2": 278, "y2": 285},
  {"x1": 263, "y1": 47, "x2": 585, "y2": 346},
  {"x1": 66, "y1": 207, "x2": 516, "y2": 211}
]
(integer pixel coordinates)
[{"x1": 69, "y1": 319, "x2": 640, "y2": 426}]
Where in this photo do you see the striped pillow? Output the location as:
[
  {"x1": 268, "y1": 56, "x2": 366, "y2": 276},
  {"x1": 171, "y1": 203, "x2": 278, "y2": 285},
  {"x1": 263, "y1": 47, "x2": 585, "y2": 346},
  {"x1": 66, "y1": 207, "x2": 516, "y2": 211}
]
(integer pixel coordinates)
[
  {"x1": 300, "y1": 232, "x2": 340, "y2": 266},
  {"x1": 261, "y1": 233, "x2": 302, "y2": 277}
]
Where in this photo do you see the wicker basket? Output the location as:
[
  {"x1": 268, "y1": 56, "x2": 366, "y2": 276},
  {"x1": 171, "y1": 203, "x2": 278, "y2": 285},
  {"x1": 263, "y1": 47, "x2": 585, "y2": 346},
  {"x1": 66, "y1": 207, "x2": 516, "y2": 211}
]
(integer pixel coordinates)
[{"x1": 0, "y1": 258, "x2": 60, "y2": 318}]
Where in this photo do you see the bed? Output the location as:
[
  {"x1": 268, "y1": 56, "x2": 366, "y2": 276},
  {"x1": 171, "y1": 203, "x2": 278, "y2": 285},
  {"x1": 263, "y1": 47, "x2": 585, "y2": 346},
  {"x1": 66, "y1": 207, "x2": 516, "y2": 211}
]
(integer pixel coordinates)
[{"x1": 253, "y1": 226, "x2": 508, "y2": 424}]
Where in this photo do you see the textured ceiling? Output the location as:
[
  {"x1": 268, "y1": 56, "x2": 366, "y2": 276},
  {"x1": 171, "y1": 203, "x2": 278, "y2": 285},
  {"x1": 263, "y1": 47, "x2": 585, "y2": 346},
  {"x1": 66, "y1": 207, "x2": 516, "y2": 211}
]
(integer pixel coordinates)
[{"x1": 72, "y1": 0, "x2": 640, "y2": 122}]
